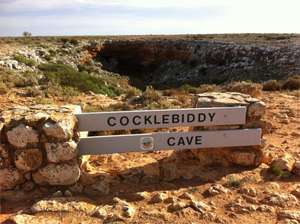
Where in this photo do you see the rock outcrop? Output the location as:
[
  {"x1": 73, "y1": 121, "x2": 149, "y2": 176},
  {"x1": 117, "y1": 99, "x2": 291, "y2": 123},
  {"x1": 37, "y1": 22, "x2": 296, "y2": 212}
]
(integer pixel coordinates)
[{"x1": 94, "y1": 40, "x2": 300, "y2": 87}]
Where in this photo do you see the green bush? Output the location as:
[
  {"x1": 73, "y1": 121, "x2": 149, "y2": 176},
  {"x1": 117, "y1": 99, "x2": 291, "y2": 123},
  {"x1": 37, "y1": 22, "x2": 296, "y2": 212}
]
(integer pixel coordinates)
[
  {"x1": 13, "y1": 54, "x2": 36, "y2": 67},
  {"x1": 282, "y1": 75, "x2": 300, "y2": 90},
  {"x1": 39, "y1": 63, "x2": 121, "y2": 96},
  {"x1": 263, "y1": 80, "x2": 281, "y2": 91}
]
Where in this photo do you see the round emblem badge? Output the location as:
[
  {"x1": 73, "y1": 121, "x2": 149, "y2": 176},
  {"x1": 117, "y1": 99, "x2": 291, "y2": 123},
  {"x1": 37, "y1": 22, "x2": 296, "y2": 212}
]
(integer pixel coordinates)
[{"x1": 140, "y1": 137, "x2": 154, "y2": 151}]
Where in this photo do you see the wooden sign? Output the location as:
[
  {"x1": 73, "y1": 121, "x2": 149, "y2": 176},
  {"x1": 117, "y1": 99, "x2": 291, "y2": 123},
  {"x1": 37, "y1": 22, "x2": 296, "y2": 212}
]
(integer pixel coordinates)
[
  {"x1": 78, "y1": 129, "x2": 261, "y2": 155},
  {"x1": 76, "y1": 106, "x2": 246, "y2": 131}
]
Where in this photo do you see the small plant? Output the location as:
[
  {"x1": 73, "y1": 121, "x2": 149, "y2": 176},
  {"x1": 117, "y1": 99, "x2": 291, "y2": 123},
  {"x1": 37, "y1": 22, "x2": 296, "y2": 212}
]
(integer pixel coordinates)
[
  {"x1": 13, "y1": 54, "x2": 36, "y2": 67},
  {"x1": 22, "y1": 31, "x2": 32, "y2": 38},
  {"x1": 282, "y1": 75, "x2": 300, "y2": 90},
  {"x1": 25, "y1": 87, "x2": 43, "y2": 97},
  {"x1": 0, "y1": 82, "x2": 8, "y2": 94},
  {"x1": 180, "y1": 84, "x2": 198, "y2": 94},
  {"x1": 270, "y1": 165, "x2": 290, "y2": 178},
  {"x1": 226, "y1": 176, "x2": 243, "y2": 188},
  {"x1": 125, "y1": 87, "x2": 141, "y2": 99},
  {"x1": 263, "y1": 80, "x2": 281, "y2": 91},
  {"x1": 141, "y1": 86, "x2": 162, "y2": 105}
]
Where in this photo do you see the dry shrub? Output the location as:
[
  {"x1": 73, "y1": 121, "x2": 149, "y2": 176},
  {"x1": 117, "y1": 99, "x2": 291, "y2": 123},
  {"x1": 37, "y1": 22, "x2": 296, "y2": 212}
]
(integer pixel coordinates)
[
  {"x1": 282, "y1": 75, "x2": 300, "y2": 90},
  {"x1": 141, "y1": 86, "x2": 162, "y2": 104},
  {"x1": 225, "y1": 81, "x2": 262, "y2": 97},
  {"x1": 0, "y1": 82, "x2": 9, "y2": 94},
  {"x1": 263, "y1": 80, "x2": 281, "y2": 91},
  {"x1": 197, "y1": 84, "x2": 220, "y2": 93}
]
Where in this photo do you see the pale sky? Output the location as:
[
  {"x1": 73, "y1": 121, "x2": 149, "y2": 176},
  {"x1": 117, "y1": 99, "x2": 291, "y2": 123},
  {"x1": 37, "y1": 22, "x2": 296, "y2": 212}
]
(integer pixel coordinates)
[{"x1": 0, "y1": 0, "x2": 299, "y2": 36}]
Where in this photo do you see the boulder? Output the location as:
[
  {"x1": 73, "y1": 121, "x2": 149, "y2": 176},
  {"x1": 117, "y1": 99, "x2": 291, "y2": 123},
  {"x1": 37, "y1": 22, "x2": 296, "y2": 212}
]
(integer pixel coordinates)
[
  {"x1": 270, "y1": 153, "x2": 295, "y2": 172},
  {"x1": 193, "y1": 92, "x2": 266, "y2": 121},
  {"x1": 45, "y1": 141, "x2": 78, "y2": 163},
  {"x1": 0, "y1": 168, "x2": 24, "y2": 191},
  {"x1": 262, "y1": 193, "x2": 298, "y2": 207},
  {"x1": 14, "y1": 148, "x2": 43, "y2": 172},
  {"x1": 42, "y1": 116, "x2": 76, "y2": 141},
  {"x1": 7, "y1": 124, "x2": 39, "y2": 149},
  {"x1": 277, "y1": 210, "x2": 300, "y2": 222},
  {"x1": 32, "y1": 163, "x2": 81, "y2": 186}
]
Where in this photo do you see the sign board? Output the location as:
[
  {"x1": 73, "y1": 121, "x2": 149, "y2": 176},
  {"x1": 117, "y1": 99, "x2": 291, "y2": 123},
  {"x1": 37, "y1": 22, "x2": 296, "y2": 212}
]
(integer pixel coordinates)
[
  {"x1": 78, "y1": 129, "x2": 261, "y2": 155},
  {"x1": 76, "y1": 106, "x2": 246, "y2": 131}
]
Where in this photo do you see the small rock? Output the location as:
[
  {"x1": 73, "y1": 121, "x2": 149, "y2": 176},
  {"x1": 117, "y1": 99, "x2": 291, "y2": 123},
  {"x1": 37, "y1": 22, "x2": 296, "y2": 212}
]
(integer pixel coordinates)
[
  {"x1": 64, "y1": 190, "x2": 73, "y2": 197},
  {"x1": 52, "y1": 190, "x2": 63, "y2": 197},
  {"x1": 93, "y1": 205, "x2": 111, "y2": 219},
  {"x1": 32, "y1": 163, "x2": 81, "y2": 186},
  {"x1": 0, "y1": 168, "x2": 24, "y2": 191},
  {"x1": 68, "y1": 182, "x2": 84, "y2": 193},
  {"x1": 291, "y1": 185, "x2": 300, "y2": 198},
  {"x1": 168, "y1": 201, "x2": 189, "y2": 212},
  {"x1": 88, "y1": 180, "x2": 110, "y2": 195},
  {"x1": 278, "y1": 210, "x2": 300, "y2": 222},
  {"x1": 31, "y1": 198, "x2": 97, "y2": 215},
  {"x1": 135, "y1": 191, "x2": 150, "y2": 200},
  {"x1": 14, "y1": 148, "x2": 43, "y2": 172},
  {"x1": 262, "y1": 193, "x2": 298, "y2": 207},
  {"x1": 149, "y1": 192, "x2": 167, "y2": 203},
  {"x1": 191, "y1": 200, "x2": 212, "y2": 214},
  {"x1": 164, "y1": 196, "x2": 176, "y2": 204},
  {"x1": 225, "y1": 200, "x2": 257, "y2": 214},
  {"x1": 271, "y1": 153, "x2": 295, "y2": 172},
  {"x1": 45, "y1": 141, "x2": 78, "y2": 163},
  {"x1": 123, "y1": 204, "x2": 135, "y2": 218},
  {"x1": 21, "y1": 181, "x2": 35, "y2": 192},
  {"x1": 239, "y1": 187, "x2": 257, "y2": 197},
  {"x1": 179, "y1": 192, "x2": 194, "y2": 200},
  {"x1": 292, "y1": 161, "x2": 300, "y2": 176},
  {"x1": 7, "y1": 124, "x2": 39, "y2": 149},
  {"x1": 257, "y1": 205, "x2": 275, "y2": 213},
  {"x1": 42, "y1": 117, "x2": 76, "y2": 141},
  {"x1": 112, "y1": 197, "x2": 136, "y2": 219},
  {"x1": 206, "y1": 184, "x2": 229, "y2": 196}
]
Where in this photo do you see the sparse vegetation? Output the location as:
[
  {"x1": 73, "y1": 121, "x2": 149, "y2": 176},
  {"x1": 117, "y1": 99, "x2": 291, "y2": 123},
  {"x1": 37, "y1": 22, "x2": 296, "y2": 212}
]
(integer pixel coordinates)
[
  {"x1": 125, "y1": 87, "x2": 141, "y2": 99},
  {"x1": 263, "y1": 80, "x2": 281, "y2": 91},
  {"x1": 226, "y1": 176, "x2": 243, "y2": 188},
  {"x1": 270, "y1": 165, "x2": 290, "y2": 178},
  {"x1": 141, "y1": 86, "x2": 162, "y2": 105},
  {"x1": 13, "y1": 54, "x2": 36, "y2": 67},
  {"x1": 38, "y1": 63, "x2": 123, "y2": 96},
  {"x1": 282, "y1": 75, "x2": 300, "y2": 90}
]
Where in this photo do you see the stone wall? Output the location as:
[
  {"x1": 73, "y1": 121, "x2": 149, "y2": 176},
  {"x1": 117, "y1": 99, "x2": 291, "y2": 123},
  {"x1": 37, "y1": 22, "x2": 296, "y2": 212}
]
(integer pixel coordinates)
[
  {"x1": 0, "y1": 105, "x2": 81, "y2": 196},
  {"x1": 191, "y1": 92, "x2": 267, "y2": 167},
  {"x1": 0, "y1": 93, "x2": 268, "y2": 200}
]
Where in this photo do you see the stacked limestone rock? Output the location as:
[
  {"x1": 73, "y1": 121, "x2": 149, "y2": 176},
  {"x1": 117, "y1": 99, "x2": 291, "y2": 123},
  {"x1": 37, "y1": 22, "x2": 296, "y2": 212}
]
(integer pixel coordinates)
[
  {"x1": 190, "y1": 92, "x2": 267, "y2": 167},
  {"x1": 0, "y1": 105, "x2": 81, "y2": 195}
]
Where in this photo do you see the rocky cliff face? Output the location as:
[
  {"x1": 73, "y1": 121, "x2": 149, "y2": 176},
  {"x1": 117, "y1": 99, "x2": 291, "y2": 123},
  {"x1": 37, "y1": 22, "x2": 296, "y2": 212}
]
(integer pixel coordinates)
[{"x1": 94, "y1": 40, "x2": 300, "y2": 88}]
